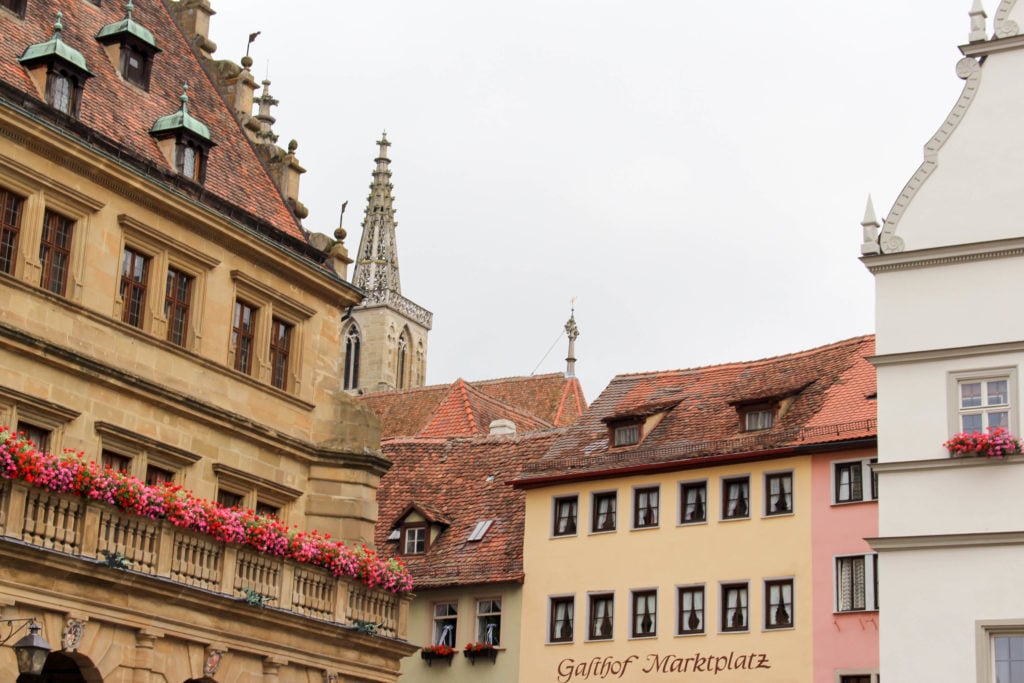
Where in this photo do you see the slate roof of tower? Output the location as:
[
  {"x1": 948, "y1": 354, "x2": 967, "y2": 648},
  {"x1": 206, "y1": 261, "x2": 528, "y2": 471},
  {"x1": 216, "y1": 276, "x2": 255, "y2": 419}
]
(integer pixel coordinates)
[
  {"x1": 517, "y1": 335, "x2": 876, "y2": 483},
  {"x1": 0, "y1": 0, "x2": 307, "y2": 244},
  {"x1": 375, "y1": 430, "x2": 563, "y2": 589},
  {"x1": 360, "y1": 373, "x2": 587, "y2": 440}
]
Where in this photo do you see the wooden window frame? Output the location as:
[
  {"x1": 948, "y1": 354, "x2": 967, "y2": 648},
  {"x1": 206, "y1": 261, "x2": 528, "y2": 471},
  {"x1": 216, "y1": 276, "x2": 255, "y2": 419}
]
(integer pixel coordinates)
[
  {"x1": 679, "y1": 480, "x2": 707, "y2": 524},
  {"x1": 39, "y1": 209, "x2": 74, "y2": 296},
  {"x1": 587, "y1": 593, "x2": 614, "y2": 641},
  {"x1": 764, "y1": 471, "x2": 794, "y2": 516},
  {"x1": 720, "y1": 582, "x2": 749, "y2": 633},
  {"x1": 633, "y1": 485, "x2": 659, "y2": 529},
  {"x1": 548, "y1": 596, "x2": 574, "y2": 644},
  {"x1": 400, "y1": 522, "x2": 428, "y2": 555},
  {"x1": 432, "y1": 601, "x2": 458, "y2": 647},
  {"x1": 232, "y1": 299, "x2": 258, "y2": 375},
  {"x1": 164, "y1": 266, "x2": 193, "y2": 347},
  {"x1": 631, "y1": 589, "x2": 658, "y2": 639},
  {"x1": 835, "y1": 554, "x2": 878, "y2": 613},
  {"x1": 0, "y1": 188, "x2": 23, "y2": 276},
  {"x1": 552, "y1": 495, "x2": 578, "y2": 537},
  {"x1": 269, "y1": 317, "x2": 293, "y2": 390},
  {"x1": 591, "y1": 490, "x2": 616, "y2": 533},
  {"x1": 677, "y1": 585, "x2": 705, "y2": 635},
  {"x1": 721, "y1": 475, "x2": 750, "y2": 520},
  {"x1": 764, "y1": 578, "x2": 795, "y2": 630},
  {"x1": 476, "y1": 597, "x2": 502, "y2": 646},
  {"x1": 609, "y1": 419, "x2": 641, "y2": 447},
  {"x1": 119, "y1": 245, "x2": 150, "y2": 328}
]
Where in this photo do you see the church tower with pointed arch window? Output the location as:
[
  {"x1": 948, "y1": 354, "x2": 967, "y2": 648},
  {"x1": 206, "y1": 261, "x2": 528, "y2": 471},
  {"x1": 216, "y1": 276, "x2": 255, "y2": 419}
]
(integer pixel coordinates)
[{"x1": 343, "y1": 133, "x2": 432, "y2": 392}]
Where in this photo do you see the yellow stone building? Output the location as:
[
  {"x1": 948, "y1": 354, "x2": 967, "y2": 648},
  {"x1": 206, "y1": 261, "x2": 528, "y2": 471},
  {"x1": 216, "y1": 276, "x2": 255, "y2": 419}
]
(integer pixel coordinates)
[
  {"x1": 514, "y1": 337, "x2": 878, "y2": 683},
  {"x1": 0, "y1": 1, "x2": 414, "y2": 681}
]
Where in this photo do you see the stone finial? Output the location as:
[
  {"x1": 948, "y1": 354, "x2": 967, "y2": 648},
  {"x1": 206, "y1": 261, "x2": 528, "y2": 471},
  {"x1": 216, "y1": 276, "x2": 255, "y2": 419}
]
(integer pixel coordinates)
[
  {"x1": 970, "y1": 0, "x2": 988, "y2": 42},
  {"x1": 564, "y1": 301, "x2": 580, "y2": 378},
  {"x1": 860, "y1": 195, "x2": 881, "y2": 256}
]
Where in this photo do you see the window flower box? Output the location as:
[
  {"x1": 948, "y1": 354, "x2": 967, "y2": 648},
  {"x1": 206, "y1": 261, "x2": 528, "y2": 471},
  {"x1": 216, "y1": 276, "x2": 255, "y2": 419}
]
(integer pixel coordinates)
[
  {"x1": 944, "y1": 427, "x2": 1023, "y2": 459},
  {"x1": 463, "y1": 643, "x2": 498, "y2": 664},
  {"x1": 421, "y1": 645, "x2": 456, "y2": 666}
]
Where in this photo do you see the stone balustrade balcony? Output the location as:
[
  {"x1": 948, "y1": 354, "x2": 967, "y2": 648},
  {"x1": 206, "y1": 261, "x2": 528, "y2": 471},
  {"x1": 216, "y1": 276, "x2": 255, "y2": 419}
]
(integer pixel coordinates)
[{"x1": 0, "y1": 478, "x2": 409, "y2": 640}]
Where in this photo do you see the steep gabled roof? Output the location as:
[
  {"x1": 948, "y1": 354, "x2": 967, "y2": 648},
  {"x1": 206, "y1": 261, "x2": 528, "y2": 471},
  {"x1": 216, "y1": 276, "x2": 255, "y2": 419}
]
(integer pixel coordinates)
[
  {"x1": 0, "y1": 1, "x2": 305, "y2": 242},
  {"x1": 360, "y1": 373, "x2": 587, "y2": 439},
  {"x1": 375, "y1": 430, "x2": 563, "y2": 589},
  {"x1": 518, "y1": 336, "x2": 876, "y2": 482}
]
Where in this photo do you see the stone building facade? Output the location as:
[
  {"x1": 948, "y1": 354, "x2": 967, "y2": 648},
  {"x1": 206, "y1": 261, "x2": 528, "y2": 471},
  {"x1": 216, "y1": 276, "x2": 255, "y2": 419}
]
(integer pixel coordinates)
[{"x1": 0, "y1": 1, "x2": 414, "y2": 681}]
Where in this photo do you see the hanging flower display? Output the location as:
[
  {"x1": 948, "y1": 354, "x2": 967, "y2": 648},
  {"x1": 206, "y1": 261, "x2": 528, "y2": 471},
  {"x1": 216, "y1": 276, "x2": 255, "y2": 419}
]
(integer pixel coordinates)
[
  {"x1": 943, "y1": 427, "x2": 1024, "y2": 459},
  {"x1": 0, "y1": 428, "x2": 412, "y2": 594}
]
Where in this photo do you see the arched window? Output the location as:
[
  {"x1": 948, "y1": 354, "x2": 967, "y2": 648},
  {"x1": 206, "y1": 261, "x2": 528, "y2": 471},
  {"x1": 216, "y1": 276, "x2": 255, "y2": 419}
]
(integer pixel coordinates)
[
  {"x1": 396, "y1": 331, "x2": 408, "y2": 389},
  {"x1": 343, "y1": 324, "x2": 361, "y2": 390}
]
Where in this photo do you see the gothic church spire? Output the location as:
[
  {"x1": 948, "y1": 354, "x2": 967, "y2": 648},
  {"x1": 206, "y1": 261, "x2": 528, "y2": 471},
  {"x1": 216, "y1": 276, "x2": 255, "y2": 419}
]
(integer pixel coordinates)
[{"x1": 352, "y1": 132, "x2": 401, "y2": 298}]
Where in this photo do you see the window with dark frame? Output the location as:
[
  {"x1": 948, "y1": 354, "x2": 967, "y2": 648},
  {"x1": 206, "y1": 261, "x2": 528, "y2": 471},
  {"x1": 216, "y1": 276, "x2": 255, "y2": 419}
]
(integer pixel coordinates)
[
  {"x1": 164, "y1": 267, "x2": 192, "y2": 347},
  {"x1": 765, "y1": 472, "x2": 793, "y2": 515},
  {"x1": 549, "y1": 597, "x2": 574, "y2": 643},
  {"x1": 764, "y1": 579, "x2": 794, "y2": 629},
  {"x1": 721, "y1": 583, "x2": 748, "y2": 632},
  {"x1": 120, "y1": 44, "x2": 153, "y2": 90},
  {"x1": 588, "y1": 594, "x2": 614, "y2": 641},
  {"x1": 17, "y1": 422, "x2": 51, "y2": 452},
  {"x1": 839, "y1": 675, "x2": 873, "y2": 683},
  {"x1": 742, "y1": 406, "x2": 774, "y2": 431},
  {"x1": 254, "y1": 501, "x2": 279, "y2": 518},
  {"x1": 631, "y1": 590, "x2": 657, "y2": 638},
  {"x1": 119, "y1": 246, "x2": 149, "y2": 327},
  {"x1": 553, "y1": 495, "x2": 578, "y2": 536},
  {"x1": 101, "y1": 450, "x2": 132, "y2": 474},
  {"x1": 722, "y1": 476, "x2": 750, "y2": 519},
  {"x1": 401, "y1": 523, "x2": 427, "y2": 555},
  {"x1": 269, "y1": 318, "x2": 292, "y2": 390},
  {"x1": 232, "y1": 300, "x2": 257, "y2": 374},
  {"x1": 680, "y1": 481, "x2": 707, "y2": 523},
  {"x1": 39, "y1": 210, "x2": 73, "y2": 296},
  {"x1": 216, "y1": 489, "x2": 243, "y2": 509},
  {"x1": 0, "y1": 189, "x2": 23, "y2": 275},
  {"x1": 433, "y1": 602, "x2": 458, "y2": 646},
  {"x1": 343, "y1": 324, "x2": 360, "y2": 390},
  {"x1": 634, "y1": 486, "x2": 659, "y2": 528},
  {"x1": 611, "y1": 421, "x2": 640, "y2": 447},
  {"x1": 47, "y1": 69, "x2": 83, "y2": 117},
  {"x1": 476, "y1": 599, "x2": 501, "y2": 645},
  {"x1": 591, "y1": 491, "x2": 616, "y2": 532},
  {"x1": 144, "y1": 464, "x2": 174, "y2": 486},
  {"x1": 677, "y1": 586, "x2": 704, "y2": 635},
  {"x1": 834, "y1": 459, "x2": 877, "y2": 503}
]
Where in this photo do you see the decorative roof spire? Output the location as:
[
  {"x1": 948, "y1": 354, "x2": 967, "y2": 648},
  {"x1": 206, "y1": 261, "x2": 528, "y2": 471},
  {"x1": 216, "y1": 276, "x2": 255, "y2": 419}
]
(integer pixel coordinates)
[
  {"x1": 565, "y1": 300, "x2": 580, "y2": 378},
  {"x1": 969, "y1": 0, "x2": 989, "y2": 42},
  {"x1": 352, "y1": 132, "x2": 402, "y2": 297},
  {"x1": 254, "y1": 79, "x2": 278, "y2": 144},
  {"x1": 860, "y1": 194, "x2": 881, "y2": 256}
]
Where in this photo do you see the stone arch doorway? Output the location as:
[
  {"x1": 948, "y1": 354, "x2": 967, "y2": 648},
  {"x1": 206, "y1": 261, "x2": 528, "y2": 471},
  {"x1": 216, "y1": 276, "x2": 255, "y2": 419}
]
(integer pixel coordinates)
[{"x1": 34, "y1": 651, "x2": 102, "y2": 683}]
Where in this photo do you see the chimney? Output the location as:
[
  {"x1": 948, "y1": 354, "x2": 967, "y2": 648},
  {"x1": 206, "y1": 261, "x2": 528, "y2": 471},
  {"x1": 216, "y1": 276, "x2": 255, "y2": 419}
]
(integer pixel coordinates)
[{"x1": 489, "y1": 419, "x2": 516, "y2": 436}]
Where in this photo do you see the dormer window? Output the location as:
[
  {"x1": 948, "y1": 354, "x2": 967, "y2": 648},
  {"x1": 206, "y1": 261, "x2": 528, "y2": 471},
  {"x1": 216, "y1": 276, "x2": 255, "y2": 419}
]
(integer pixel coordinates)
[
  {"x1": 401, "y1": 523, "x2": 427, "y2": 555},
  {"x1": 149, "y1": 84, "x2": 215, "y2": 184},
  {"x1": 1, "y1": 0, "x2": 26, "y2": 19},
  {"x1": 96, "y1": 2, "x2": 160, "y2": 91},
  {"x1": 743, "y1": 407, "x2": 774, "y2": 431},
  {"x1": 19, "y1": 12, "x2": 94, "y2": 119},
  {"x1": 609, "y1": 420, "x2": 641, "y2": 447}
]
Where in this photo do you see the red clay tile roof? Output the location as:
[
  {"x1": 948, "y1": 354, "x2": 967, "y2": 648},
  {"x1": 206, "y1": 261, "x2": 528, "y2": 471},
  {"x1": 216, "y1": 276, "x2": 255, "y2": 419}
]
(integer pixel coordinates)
[
  {"x1": 518, "y1": 336, "x2": 876, "y2": 482},
  {"x1": 360, "y1": 374, "x2": 587, "y2": 439},
  {"x1": 0, "y1": 1, "x2": 305, "y2": 242},
  {"x1": 376, "y1": 431, "x2": 563, "y2": 589}
]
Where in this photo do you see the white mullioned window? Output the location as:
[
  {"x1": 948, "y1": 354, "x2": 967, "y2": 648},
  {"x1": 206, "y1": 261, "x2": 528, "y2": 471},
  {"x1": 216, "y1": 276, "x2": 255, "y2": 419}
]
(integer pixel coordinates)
[{"x1": 959, "y1": 376, "x2": 1010, "y2": 433}]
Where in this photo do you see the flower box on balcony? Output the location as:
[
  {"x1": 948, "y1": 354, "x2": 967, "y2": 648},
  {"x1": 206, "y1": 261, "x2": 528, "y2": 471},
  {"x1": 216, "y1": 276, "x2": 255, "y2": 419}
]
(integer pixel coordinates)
[
  {"x1": 944, "y1": 428, "x2": 1023, "y2": 459},
  {"x1": 463, "y1": 643, "x2": 498, "y2": 664},
  {"x1": 421, "y1": 645, "x2": 456, "y2": 666}
]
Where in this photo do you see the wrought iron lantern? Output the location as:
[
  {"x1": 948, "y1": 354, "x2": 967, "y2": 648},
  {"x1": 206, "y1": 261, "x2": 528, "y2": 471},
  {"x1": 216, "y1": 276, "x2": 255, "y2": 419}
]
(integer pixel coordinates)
[{"x1": 2, "y1": 619, "x2": 52, "y2": 676}]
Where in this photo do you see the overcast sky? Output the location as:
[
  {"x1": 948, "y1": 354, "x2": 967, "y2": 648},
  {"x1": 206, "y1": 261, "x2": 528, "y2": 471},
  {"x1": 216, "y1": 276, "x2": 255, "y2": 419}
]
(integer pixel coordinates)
[{"x1": 209, "y1": 1, "x2": 970, "y2": 401}]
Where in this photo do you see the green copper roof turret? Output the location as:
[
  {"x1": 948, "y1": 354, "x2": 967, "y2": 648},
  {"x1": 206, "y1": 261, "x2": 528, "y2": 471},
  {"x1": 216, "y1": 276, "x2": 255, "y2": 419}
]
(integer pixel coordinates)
[
  {"x1": 19, "y1": 11, "x2": 94, "y2": 77},
  {"x1": 150, "y1": 84, "x2": 212, "y2": 141},
  {"x1": 96, "y1": 1, "x2": 159, "y2": 51}
]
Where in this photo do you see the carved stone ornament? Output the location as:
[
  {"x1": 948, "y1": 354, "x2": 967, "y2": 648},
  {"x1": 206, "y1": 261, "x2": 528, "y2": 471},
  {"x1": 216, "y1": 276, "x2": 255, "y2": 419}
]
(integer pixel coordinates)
[
  {"x1": 322, "y1": 672, "x2": 338, "y2": 683},
  {"x1": 204, "y1": 650, "x2": 224, "y2": 677},
  {"x1": 62, "y1": 619, "x2": 85, "y2": 651},
  {"x1": 996, "y1": 19, "x2": 1020, "y2": 37}
]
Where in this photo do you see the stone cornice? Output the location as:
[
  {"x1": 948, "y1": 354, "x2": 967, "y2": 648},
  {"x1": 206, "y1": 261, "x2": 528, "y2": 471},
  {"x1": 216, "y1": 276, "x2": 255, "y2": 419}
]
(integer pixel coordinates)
[
  {"x1": 862, "y1": 236, "x2": 1024, "y2": 273},
  {"x1": 868, "y1": 530, "x2": 1024, "y2": 552},
  {"x1": 960, "y1": 33, "x2": 1024, "y2": 56},
  {"x1": 869, "y1": 339, "x2": 1024, "y2": 367},
  {"x1": 873, "y1": 453, "x2": 1024, "y2": 473}
]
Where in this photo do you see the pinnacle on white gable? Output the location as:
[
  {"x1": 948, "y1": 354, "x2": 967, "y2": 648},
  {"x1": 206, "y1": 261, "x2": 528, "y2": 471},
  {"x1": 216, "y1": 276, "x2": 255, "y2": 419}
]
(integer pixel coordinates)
[
  {"x1": 860, "y1": 194, "x2": 881, "y2": 256},
  {"x1": 970, "y1": 0, "x2": 989, "y2": 43}
]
